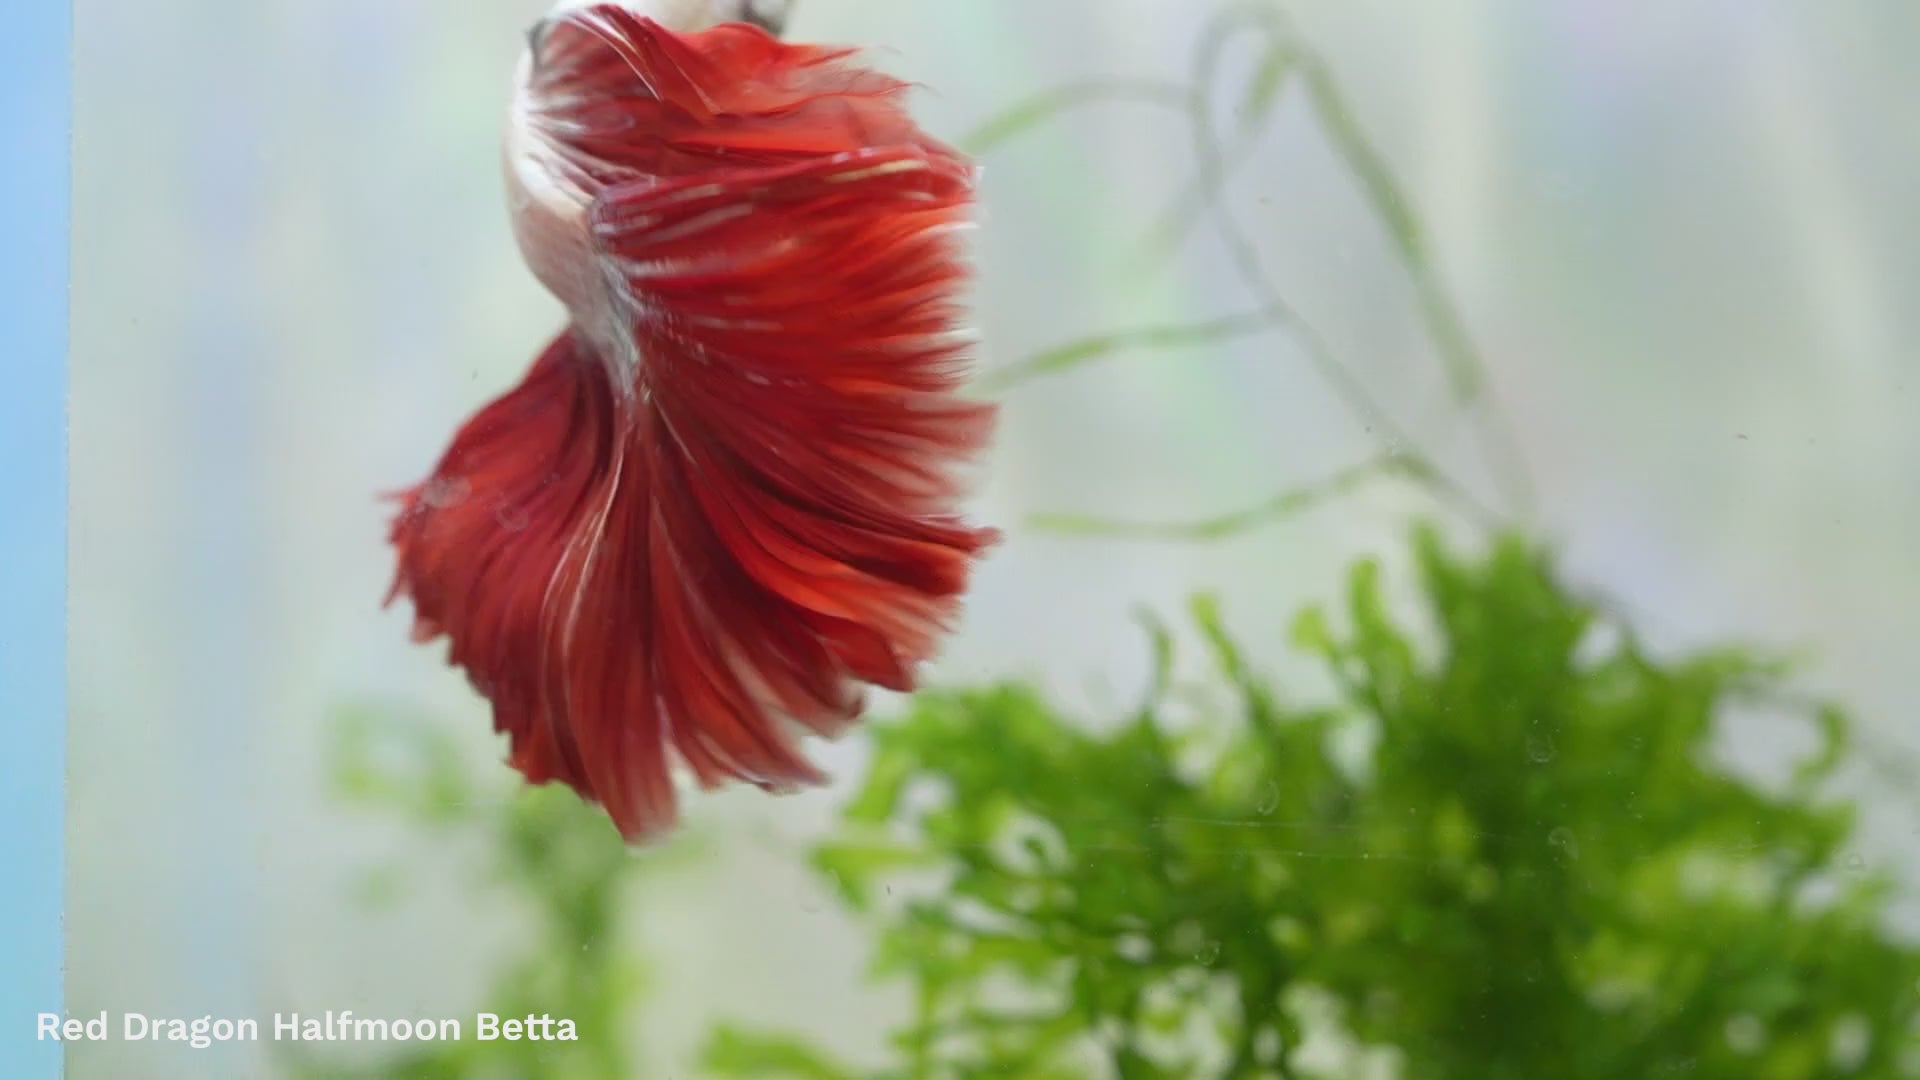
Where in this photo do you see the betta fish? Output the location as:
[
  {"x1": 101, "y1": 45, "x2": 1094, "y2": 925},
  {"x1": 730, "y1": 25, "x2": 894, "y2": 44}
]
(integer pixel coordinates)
[{"x1": 383, "y1": 0, "x2": 999, "y2": 843}]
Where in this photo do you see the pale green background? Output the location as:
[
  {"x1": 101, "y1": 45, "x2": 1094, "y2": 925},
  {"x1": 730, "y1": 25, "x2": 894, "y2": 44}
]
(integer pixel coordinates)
[{"x1": 69, "y1": 2, "x2": 1918, "y2": 1077}]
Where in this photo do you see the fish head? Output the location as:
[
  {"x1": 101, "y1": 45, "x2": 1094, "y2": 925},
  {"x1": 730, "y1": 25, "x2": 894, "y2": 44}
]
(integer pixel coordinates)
[
  {"x1": 501, "y1": 0, "x2": 802, "y2": 321},
  {"x1": 532, "y1": 0, "x2": 790, "y2": 41}
]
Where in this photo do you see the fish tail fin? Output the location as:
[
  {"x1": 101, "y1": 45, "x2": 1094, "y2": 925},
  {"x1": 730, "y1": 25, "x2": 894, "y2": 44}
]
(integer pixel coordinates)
[
  {"x1": 386, "y1": 328, "x2": 868, "y2": 844},
  {"x1": 384, "y1": 330, "x2": 686, "y2": 834}
]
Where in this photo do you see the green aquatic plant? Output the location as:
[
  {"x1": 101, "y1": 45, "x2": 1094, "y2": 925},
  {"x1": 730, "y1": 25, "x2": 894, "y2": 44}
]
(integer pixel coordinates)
[
  {"x1": 703, "y1": 525, "x2": 1920, "y2": 1080},
  {"x1": 283, "y1": 710, "x2": 697, "y2": 1080},
  {"x1": 312, "y1": 5, "x2": 1917, "y2": 1079},
  {"x1": 973, "y1": 0, "x2": 1530, "y2": 530}
]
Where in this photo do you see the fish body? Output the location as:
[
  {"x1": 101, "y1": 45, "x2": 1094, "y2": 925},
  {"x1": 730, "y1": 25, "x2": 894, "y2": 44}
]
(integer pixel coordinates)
[{"x1": 385, "y1": 1, "x2": 998, "y2": 842}]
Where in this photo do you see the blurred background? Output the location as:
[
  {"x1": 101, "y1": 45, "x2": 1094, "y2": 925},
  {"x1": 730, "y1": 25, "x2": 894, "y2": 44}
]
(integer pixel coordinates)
[{"x1": 68, "y1": 1, "x2": 1918, "y2": 1077}]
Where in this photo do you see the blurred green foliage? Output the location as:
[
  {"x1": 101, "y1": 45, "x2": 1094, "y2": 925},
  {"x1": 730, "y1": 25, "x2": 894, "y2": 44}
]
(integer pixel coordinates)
[
  {"x1": 283, "y1": 711, "x2": 698, "y2": 1080},
  {"x1": 308, "y1": 526, "x2": 1920, "y2": 1080},
  {"x1": 311, "y1": 6, "x2": 1917, "y2": 1078},
  {"x1": 702, "y1": 525, "x2": 1920, "y2": 1080}
]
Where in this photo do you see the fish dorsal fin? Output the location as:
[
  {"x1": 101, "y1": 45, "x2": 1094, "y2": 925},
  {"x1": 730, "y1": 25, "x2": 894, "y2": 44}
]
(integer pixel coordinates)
[{"x1": 526, "y1": 9, "x2": 955, "y2": 182}]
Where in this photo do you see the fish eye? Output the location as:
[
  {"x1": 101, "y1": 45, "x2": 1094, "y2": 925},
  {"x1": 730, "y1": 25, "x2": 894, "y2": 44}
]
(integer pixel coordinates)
[{"x1": 732, "y1": 0, "x2": 789, "y2": 35}]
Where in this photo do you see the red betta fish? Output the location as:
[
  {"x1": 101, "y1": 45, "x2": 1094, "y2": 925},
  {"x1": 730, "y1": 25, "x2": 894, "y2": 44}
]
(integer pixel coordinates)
[{"x1": 384, "y1": 0, "x2": 999, "y2": 843}]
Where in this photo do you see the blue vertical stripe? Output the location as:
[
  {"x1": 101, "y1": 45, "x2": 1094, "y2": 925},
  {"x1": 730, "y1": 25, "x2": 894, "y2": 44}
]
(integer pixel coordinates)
[{"x1": 0, "y1": 0, "x2": 70, "y2": 1077}]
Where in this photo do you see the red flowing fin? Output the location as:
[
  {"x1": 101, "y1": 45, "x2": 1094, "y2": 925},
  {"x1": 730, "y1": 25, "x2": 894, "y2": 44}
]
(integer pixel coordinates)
[
  {"x1": 526, "y1": 7, "x2": 957, "y2": 180},
  {"x1": 387, "y1": 333, "x2": 703, "y2": 837},
  {"x1": 577, "y1": 145, "x2": 1000, "y2": 836},
  {"x1": 385, "y1": 333, "x2": 615, "y2": 799},
  {"x1": 388, "y1": 211, "x2": 995, "y2": 843},
  {"x1": 389, "y1": 13, "x2": 996, "y2": 843}
]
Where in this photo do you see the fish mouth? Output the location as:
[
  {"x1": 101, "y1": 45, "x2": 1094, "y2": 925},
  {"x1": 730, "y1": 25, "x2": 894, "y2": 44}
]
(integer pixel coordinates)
[
  {"x1": 735, "y1": 0, "x2": 789, "y2": 36},
  {"x1": 525, "y1": 16, "x2": 552, "y2": 70},
  {"x1": 524, "y1": 2, "x2": 791, "y2": 57}
]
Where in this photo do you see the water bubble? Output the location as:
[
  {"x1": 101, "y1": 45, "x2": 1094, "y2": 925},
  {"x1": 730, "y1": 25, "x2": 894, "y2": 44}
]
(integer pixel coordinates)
[
  {"x1": 1526, "y1": 732, "x2": 1557, "y2": 764},
  {"x1": 494, "y1": 500, "x2": 530, "y2": 531},
  {"x1": 420, "y1": 475, "x2": 471, "y2": 509},
  {"x1": 1255, "y1": 781, "x2": 1279, "y2": 816},
  {"x1": 1548, "y1": 827, "x2": 1579, "y2": 861},
  {"x1": 1194, "y1": 940, "x2": 1221, "y2": 967},
  {"x1": 1843, "y1": 852, "x2": 1868, "y2": 877}
]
